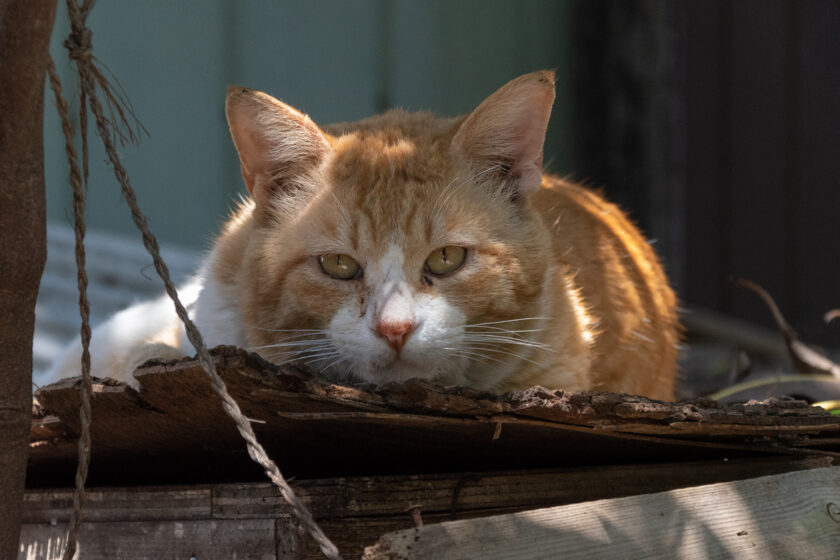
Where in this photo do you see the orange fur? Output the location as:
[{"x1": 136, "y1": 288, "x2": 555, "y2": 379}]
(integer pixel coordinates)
[{"x1": 216, "y1": 71, "x2": 680, "y2": 400}]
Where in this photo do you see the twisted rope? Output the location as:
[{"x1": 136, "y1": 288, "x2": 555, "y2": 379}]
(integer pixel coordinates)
[
  {"x1": 52, "y1": 1, "x2": 341, "y2": 558},
  {"x1": 46, "y1": 56, "x2": 91, "y2": 560}
]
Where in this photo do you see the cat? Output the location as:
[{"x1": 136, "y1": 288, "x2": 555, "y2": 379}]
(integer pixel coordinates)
[{"x1": 45, "y1": 71, "x2": 680, "y2": 401}]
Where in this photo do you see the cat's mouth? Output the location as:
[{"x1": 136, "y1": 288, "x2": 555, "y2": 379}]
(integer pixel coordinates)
[
  {"x1": 379, "y1": 354, "x2": 422, "y2": 373},
  {"x1": 359, "y1": 354, "x2": 442, "y2": 384}
]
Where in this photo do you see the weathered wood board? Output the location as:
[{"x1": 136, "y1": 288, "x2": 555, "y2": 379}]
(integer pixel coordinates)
[
  {"x1": 19, "y1": 456, "x2": 834, "y2": 560},
  {"x1": 19, "y1": 520, "x2": 277, "y2": 560},
  {"x1": 30, "y1": 347, "x2": 840, "y2": 487},
  {"x1": 25, "y1": 347, "x2": 840, "y2": 558},
  {"x1": 363, "y1": 466, "x2": 840, "y2": 560}
]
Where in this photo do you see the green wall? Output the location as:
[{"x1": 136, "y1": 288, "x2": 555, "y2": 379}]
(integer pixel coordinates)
[{"x1": 44, "y1": 0, "x2": 573, "y2": 249}]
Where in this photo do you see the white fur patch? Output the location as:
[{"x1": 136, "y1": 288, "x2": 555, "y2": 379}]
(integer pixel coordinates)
[
  {"x1": 326, "y1": 243, "x2": 470, "y2": 384},
  {"x1": 42, "y1": 252, "x2": 247, "y2": 388},
  {"x1": 40, "y1": 277, "x2": 202, "y2": 387},
  {"x1": 183, "y1": 256, "x2": 247, "y2": 350}
]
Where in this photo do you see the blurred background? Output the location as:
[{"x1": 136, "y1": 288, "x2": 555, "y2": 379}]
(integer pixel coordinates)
[{"x1": 37, "y1": 0, "x2": 840, "y2": 398}]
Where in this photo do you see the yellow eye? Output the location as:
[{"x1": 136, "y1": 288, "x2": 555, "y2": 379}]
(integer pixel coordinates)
[
  {"x1": 318, "y1": 254, "x2": 361, "y2": 280},
  {"x1": 425, "y1": 246, "x2": 467, "y2": 276}
]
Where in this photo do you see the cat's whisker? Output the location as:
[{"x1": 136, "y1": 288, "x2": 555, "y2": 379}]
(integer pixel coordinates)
[
  {"x1": 266, "y1": 351, "x2": 337, "y2": 365},
  {"x1": 249, "y1": 326, "x2": 330, "y2": 334},
  {"x1": 444, "y1": 349, "x2": 506, "y2": 366},
  {"x1": 437, "y1": 355, "x2": 456, "y2": 373},
  {"x1": 466, "y1": 342, "x2": 554, "y2": 355},
  {"x1": 462, "y1": 340, "x2": 553, "y2": 356},
  {"x1": 462, "y1": 327, "x2": 548, "y2": 342},
  {"x1": 436, "y1": 166, "x2": 498, "y2": 212},
  {"x1": 299, "y1": 351, "x2": 341, "y2": 364},
  {"x1": 253, "y1": 344, "x2": 332, "y2": 357},
  {"x1": 465, "y1": 326, "x2": 546, "y2": 334},
  {"x1": 463, "y1": 317, "x2": 552, "y2": 328},
  {"x1": 431, "y1": 176, "x2": 462, "y2": 212},
  {"x1": 303, "y1": 351, "x2": 340, "y2": 362},
  {"x1": 428, "y1": 164, "x2": 507, "y2": 231},
  {"x1": 463, "y1": 326, "x2": 547, "y2": 335},
  {"x1": 436, "y1": 177, "x2": 470, "y2": 211},
  {"x1": 471, "y1": 162, "x2": 504, "y2": 181},
  {"x1": 253, "y1": 345, "x2": 330, "y2": 356},
  {"x1": 432, "y1": 166, "x2": 494, "y2": 218},
  {"x1": 316, "y1": 355, "x2": 347, "y2": 373},
  {"x1": 460, "y1": 344, "x2": 547, "y2": 368},
  {"x1": 462, "y1": 335, "x2": 555, "y2": 352},
  {"x1": 268, "y1": 343, "x2": 334, "y2": 356},
  {"x1": 273, "y1": 350, "x2": 340, "y2": 366},
  {"x1": 45, "y1": 73, "x2": 679, "y2": 402},
  {"x1": 251, "y1": 339, "x2": 332, "y2": 350},
  {"x1": 269, "y1": 332, "x2": 330, "y2": 342},
  {"x1": 269, "y1": 343, "x2": 331, "y2": 352},
  {"x1": 304, "y1": 358, "x2": 341, "y2": 371}
]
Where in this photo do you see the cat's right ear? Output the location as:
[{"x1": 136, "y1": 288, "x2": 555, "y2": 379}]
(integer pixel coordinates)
[
  {"x1": 451, "y1": 71, "x2": 555, "y2": 200},
  {"x1": 225, "y1": 87, "x2": 331, "y2": 206}
]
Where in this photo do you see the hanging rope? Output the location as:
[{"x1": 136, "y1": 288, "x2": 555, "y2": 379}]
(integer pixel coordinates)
[
  {"x1": 45, "y1": 55, "x2": 91, "y2": 560},
  {"x1": 50, "y1": 1, "x2": 342, "y2": 558}
]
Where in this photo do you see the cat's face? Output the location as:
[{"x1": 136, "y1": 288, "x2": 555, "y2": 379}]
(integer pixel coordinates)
[{"x1": 227, "y1": 72, "x2": 556, "y2": 389}]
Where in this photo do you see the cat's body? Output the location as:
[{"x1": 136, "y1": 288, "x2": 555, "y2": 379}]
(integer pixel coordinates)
[{"x1": 46, "y1": 72, "x2": 679, "y2": 400}]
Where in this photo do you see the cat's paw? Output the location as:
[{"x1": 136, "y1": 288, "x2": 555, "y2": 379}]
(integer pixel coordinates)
[{"x1": 119, "y1": 342, "x2": 187, "y2": 391}]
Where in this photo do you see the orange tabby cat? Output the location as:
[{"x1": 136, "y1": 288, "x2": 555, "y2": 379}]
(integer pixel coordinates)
[{"x1": 47, "y1": 71, "x2": 679, "y2": 401}]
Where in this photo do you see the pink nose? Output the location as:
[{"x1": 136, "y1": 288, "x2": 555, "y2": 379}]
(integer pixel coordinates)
[{"x1": 374, "y1": 320, "x2": 415, "y2": 353}]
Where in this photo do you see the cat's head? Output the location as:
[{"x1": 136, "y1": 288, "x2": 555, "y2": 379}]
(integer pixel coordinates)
[{"x1": 225, "y1": 72, "x2": 556, "y2": 389}]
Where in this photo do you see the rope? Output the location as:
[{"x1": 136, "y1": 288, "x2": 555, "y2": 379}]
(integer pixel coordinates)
[
  {"x1": 46, "y1": 56, "x2": 91, "y2": 560},
  {"x1": 52, "y1": 1, "x2": 342, "y2": 558}
]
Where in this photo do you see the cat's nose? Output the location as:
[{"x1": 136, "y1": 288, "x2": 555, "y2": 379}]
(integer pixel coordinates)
[{"x1": 374, "y1": 320, "x2": 416, "y2": 353}]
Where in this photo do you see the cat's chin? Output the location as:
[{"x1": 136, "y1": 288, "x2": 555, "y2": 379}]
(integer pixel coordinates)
[{"x1": 348, "y1": 358, "x2": 454, "y2": 386}]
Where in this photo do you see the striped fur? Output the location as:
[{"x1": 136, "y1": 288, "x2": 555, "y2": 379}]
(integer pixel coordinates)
[
  {"x1": 48, "y1": 72, "x2": 679, "y2": 400},
  {"x1": 216, "y1": 71, "x2": 679, "y2": 399}
]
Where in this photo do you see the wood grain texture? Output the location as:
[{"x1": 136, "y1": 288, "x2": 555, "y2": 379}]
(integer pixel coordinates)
[
  {"x1": 19, "y1": 520, "x2": 276, "y2": 560},
  {"x1": 364, "y1": 466, "x2": 840, "y2": 560},
  {"x1": 20, "y1": 456, "x2": 832, "y2": 560},
  {"x1": 0, "y1": 0, "x2": 56, "y2": 557},
  {"x1": 29, "y1": 347, "x2": 840, "y2": 487}
]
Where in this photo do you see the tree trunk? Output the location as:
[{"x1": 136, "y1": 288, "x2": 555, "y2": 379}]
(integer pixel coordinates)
[{"x1": 0, "y1": 0, "x2": 57, "y2": 557}]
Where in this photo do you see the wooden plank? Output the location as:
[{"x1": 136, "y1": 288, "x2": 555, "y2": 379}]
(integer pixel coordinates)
[
  {"x1": 21, "y1": 456, "x2": 831, "y2": 560},
  {"x1": 23, "y1": 457, "x2": 827, "y2": 525},
  {"x1": 226, "y1": 456, "x2": 833, "y2": 519},
  {"x1": 29, "y1": 348, "x2": 840, "y2": 487},
  {"x1": 18, "y1": 519, "x2": 276, "y2": 560},
  {"x1": 22, "y1": 487, "x2": 211, "y2": 524},
  {"x1": 364, "y1": 466, "x2": 840, "y2": 559}
]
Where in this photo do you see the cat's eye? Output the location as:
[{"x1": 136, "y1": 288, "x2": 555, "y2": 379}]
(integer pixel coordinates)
[
  {"x1": 319, "y1": 254, "x2": 361, "y2": 280},
  {"x1": 425, "y1": 246, "x2": 467, "y2": 276}
]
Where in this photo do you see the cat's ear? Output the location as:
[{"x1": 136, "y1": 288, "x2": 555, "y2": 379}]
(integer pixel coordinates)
[
  {"x1": 225, "y1": 87, "x2": 331, "y2": 205},
  {"x1": 451, "y1": 71, "x2": 555, "y2": 198}
]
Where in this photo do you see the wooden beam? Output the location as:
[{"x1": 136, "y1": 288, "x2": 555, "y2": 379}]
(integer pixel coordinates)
[
  {"x1": 30, "y1": 348, "x2": 840, "y2": 487},
  {"x1": 364, "y1": 465, "x2": 840, "y2": 559},
  {"x1": 0, "y1": 0, "x2": 56, "y2": 557},
  {"x1": 19, "y1": 520, "x2": 277, "y2": 560},
  {"x1": 19, "y1": 456, "x2": 832, "y2": 559}
]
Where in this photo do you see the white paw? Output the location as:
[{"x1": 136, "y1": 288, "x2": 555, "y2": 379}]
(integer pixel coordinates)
[{"x1": 120, "y1": 342, "x2": 187, "y2": 390}]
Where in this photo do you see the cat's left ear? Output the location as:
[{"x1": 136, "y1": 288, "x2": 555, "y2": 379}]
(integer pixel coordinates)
[
  {"x1": 225, "y1": 87, "x2": 332, "y2": 206},
  {"x1": 451, "y1": 71, "x2": 555, "y2": 198}
]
